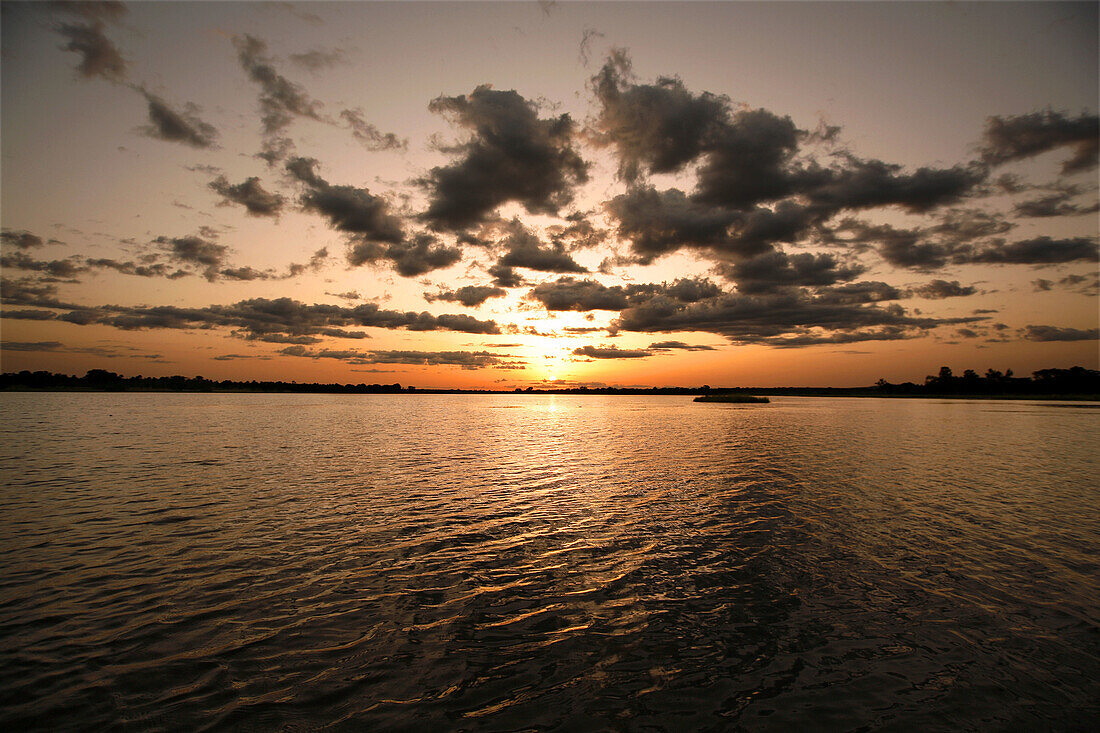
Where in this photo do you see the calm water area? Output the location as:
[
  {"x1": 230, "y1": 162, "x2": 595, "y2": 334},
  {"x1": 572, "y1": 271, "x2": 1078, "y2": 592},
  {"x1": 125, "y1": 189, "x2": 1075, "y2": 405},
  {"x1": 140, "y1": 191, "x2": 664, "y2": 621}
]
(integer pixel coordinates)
[{"x1": 1, "y1": 393, "x2": 1097, "y2": 731}]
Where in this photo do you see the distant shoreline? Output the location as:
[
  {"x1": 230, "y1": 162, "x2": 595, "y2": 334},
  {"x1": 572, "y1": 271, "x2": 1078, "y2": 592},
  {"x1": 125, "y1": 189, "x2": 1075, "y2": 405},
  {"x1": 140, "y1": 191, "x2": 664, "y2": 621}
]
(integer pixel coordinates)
[
  {"x1": 3, "y1": 368, "x2": 1098, "y2": 400},
  {"x1": 2, "y1": 387, "x2": 1098, "y2": 401}
]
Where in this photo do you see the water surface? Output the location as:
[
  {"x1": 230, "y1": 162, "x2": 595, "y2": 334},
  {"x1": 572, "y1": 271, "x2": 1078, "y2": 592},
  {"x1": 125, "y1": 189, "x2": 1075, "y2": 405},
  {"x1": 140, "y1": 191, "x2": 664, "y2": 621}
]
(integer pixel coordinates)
[{"x1": 1, "y1": 394, "x2": 1097, "y2": 730}]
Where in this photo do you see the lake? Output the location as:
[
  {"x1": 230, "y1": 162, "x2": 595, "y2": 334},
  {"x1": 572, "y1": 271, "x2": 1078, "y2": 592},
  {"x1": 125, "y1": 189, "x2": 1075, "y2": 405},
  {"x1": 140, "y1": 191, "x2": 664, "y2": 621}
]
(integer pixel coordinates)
[{"x1": 1, "y1": 393, "x2": 1097, "y2": 731}]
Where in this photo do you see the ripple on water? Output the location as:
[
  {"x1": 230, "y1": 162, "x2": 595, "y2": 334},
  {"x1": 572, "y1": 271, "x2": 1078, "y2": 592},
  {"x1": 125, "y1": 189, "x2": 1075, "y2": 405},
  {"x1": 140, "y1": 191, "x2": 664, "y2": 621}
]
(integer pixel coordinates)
[{"x1": 0, "y1": 393, "x2": 1097, "y2": 731}]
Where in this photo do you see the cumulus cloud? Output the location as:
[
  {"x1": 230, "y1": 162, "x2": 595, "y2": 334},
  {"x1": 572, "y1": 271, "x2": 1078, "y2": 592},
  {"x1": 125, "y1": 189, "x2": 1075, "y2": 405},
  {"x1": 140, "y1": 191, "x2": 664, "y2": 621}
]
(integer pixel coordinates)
[
  {"x1": 209, "y1": 176, "x2": 285, "y2": 216},
  {"x1": 719, "y1": 251, "x2": 864, "y2": 294},
  {"x1": 137, "y1": 88, "x2": 218, "y2": 148},
  {"x1": 908, "y1": 280, "x2": 977, "y2": 299},
  {"x1": 572, "y1": 345, "x2": 651, "y2": 359},
  {"x1": 1013, "y1": 191, "x2": 1100, "y2": 218},
  {"x1": 0, "y1": 251, "x2": 89, "y2": 281},
  {"x1": 612, "y1": 288, "x2": 976, "y2": 346},
  {"x1": 963, "y1": 237, "x2": 1098, "y2": 265},
  {"x1": 421, "y1": 85, "x2": 588, "y2": 230},
  {"x1": 1, "y1": 230, "x2": 46, "y2": 250},
  {"x1": 1021, "y1": 325, "x2": 1099, "y2": 342},
  {"x1": 155, "y1": 234, "x2": 228, "y2": 280},
  {"x1": 425, "y1": 285, "x2": 507, "y2": 307},
  {"x1": 340, "y1": 108, "x2": 406, "y2": 151},
  {"x1": 981, "y1": 110, "x2": 1099, "y2": 174},
  {"x1": 647, "y1": 341, "x2": 716, "y2": 351},
  {"x1": 279, "y1": 346, "x2": 520, "y2": 369},
  {"x1": 496, "y1": 220, "x2": 587, "y2": 273},
  {"x1": 289, "y1": 47, "x2": 345, "y2": 72},
  {"x1": 527, "y1": 276, "x2": 721, "y2": 312},
  {"x1": 56, "y1": 20, "x2": 126, "y2": 81},
  {"x1": 232, "y1": 34, "x2": 325, "y2": 162},
  {"x1": 1, "y1": 294, "x2": 501, "y2": 340}
]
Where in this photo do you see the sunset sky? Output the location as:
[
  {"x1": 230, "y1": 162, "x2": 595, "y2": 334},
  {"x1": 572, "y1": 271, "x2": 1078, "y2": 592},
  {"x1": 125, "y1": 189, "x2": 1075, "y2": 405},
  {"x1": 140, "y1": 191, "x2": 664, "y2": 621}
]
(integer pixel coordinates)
[{"x1": 1, "y1": 1, "x2": 1097, "y2": 389}]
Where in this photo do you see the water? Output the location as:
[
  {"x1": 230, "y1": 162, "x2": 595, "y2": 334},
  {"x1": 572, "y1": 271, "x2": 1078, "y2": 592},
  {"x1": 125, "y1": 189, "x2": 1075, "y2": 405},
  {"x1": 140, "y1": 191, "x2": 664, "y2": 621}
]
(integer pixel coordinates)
[{"x1": 1, "y1": 393, "x2": 1097, "y2": 731}]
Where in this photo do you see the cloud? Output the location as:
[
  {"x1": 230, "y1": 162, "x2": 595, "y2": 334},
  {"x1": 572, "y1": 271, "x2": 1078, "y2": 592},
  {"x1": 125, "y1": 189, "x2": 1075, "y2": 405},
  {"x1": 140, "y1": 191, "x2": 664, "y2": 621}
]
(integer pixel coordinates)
[
  {"x1": 285, "y1": 157, "x2": 438, "y2": 274},
  {"x1": 85, "y1": 258, "x2": 190, "y2": 279},
  {"x1": 496, "y1": 220, "x2": 587, "y2": 273},
  {"x1": 425, "y1": 285, "x2": 507, "y2": 307},
  {"x1": 963, "y1": 237, "x2": 1098, "y2": 265},
  {"x1": 340, "y1": 108, "x2": 406, "y2": 151},
  {"x1": 421, "y1": 85, "x2": 588, "y2": 230},
  {"x1": 1021, "y1": 325, "x2": 1099, "y2": 342},
  {"x1": 289, "y1": 47, "x2": 344, "y2": 72},
  {"x1": 612, "y1": 288, "x2": 975, "y2": 346},
  {"x1": 647, "y1": 341, "x2": 716, "y2": 351},
  {"x1": 908, "y1": 280, "x2": 977, "y2": 299},
  {"x1": 155, "y1": 234, "x2": 228, "y2": 280},
  {"x1": 1, "y1": 341, "x2": 64, "y2": 351},
  {"x1": 209, "y1": 176, "x2": 284, "y2": 216},
  {"x1": 590, "y1": 51, "x2": 729, "y2": 181},
  {"x1": 719, "y1": 251, "x2": 864, "y2": 294},
  {"x1": 572, "y1": 345, "x2": 651, "y2": 359},
  {"x1": 1, "y1": 230, "x2": 46, "y2": 250},
  {"x1": 232, "y1": 34, "x2": 325, "y2": 161},
  {"x1": 137, "y1": 88, "x2": 218, "y2": 148},
  {"x1": 56, "y1": 20, "x2": 126, "y2": 81},
  {"x1": 1013, "y1": 191, "x2": 1100, "y2": 218},
  {"x1": 527, "y1": 276, "x2": 721, "y2": 312},
  {"x1": 279, "y1": 347, "x2": 519, "y2": 369},
  {"x1": 488, "y1": 264, "x2": 526, "y2": 288},
  {"x1": 0, "y1": 251, "x2": 88, "y2": 281},
  {"x1": 981, "y1": 110, "x2": 1099, "y2": 174},
  {"x1": 0, "y1": 293, "x2": 502, "y2": 340}
]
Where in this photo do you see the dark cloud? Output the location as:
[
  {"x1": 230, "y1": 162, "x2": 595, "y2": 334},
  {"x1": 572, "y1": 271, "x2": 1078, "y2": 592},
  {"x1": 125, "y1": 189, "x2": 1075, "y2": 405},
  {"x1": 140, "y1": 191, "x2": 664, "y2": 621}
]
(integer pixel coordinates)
[
  {"x1": 289, "y1": 47, "x2": 344, "y2": 72},
  {"x1": 421, "y1": 85, "x2": 588, "y2": 230},
  {"x1": 1021, "y1": 325, "x2": 1099, "y2": 342},
  {"x1": 1013, "y1": 191, "x2": 1100, "y2": 218},
  {"x1": 56, "y1": 20, "x2": 126, "y2": 81},
  {"x1": 425, "y1": 285, "x2": 507, "y2": 307},
  {"x1": 963, "y1": 237, "x2": 1098, "y2": 265},
  {"x1": 155, "y1": 235, "x2": 228, "y2": 281},
  {"x1": 800, "y1": 157, "x2": 986, "y2": 215},
  {"x1": 488, "y1": 264, "x2": 525, "y2": 288},
  {"x1": 590, "y1": 51, "x2": 729, "y2": 181},
  {"x1": 137, "y1": 88, "x2": 218, "y2": 148},
  {"x1": 612, "y1": 288, "x2": 974, "y2": 346},
  {"x1": 340, "y1": 108, "x2": 406, "y2": 151},
  {"x1": 209, "y1": 176, "x2": 284, "y2": 216},
  {"x1": 380, "y1": 234, "x2": 463, "y2": 277},
  {"x1": 1, "y1": 309, "x2": 59, "y2": 321},
  {"x1": 647, "y1": 341, "x2": 716, "y2": 351},
  {"x1": 0, "y1": 251, "x2": 88, "y2": 281},
  {"x1": 719, "y1": 251, "x2": 863, "y2": 294},
  {"x1": 496, "y1": 219, "x2": 587, "y2": 273},
  {"x1": 572, "y1": 345, "x2": 651, "y2": 359},
  {"x1": 1, "y1": 230, "x2": 46, "y2": 250},
  {"x1": 85, "y1": 258, "x2": 190, "y2": 279},
  {"x1": 0, "y1": 294, "x2": 501, "y2": 340},
  {"x1": 280, "y1": 346, "x2": 519, "y2": 370},
  {"x1": 606, "y1": 186, "x2": 740, "y2": 262},
  {"x1": 981, "y1": 111, "x2": 1099, "y2": 174},
  {"x1": 908, "y1": 280, "x2": 977, "y2": 299},
  {"x1": 232, "y1": 34, "x2": 325, "y2": 162},
  {"x1": 527, "y1": 276, "x2": 722, "y2": 312},
  {"x1": 1, "y1": 341, "x2": 63, "y2": 351}
]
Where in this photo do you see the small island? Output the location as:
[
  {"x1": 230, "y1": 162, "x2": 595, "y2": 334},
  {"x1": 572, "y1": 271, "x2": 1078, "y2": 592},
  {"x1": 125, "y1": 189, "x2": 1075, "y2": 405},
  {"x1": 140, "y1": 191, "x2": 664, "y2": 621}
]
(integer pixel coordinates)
[{"x1": 693, "y1": 393, "x2": 770, "y2": 404}]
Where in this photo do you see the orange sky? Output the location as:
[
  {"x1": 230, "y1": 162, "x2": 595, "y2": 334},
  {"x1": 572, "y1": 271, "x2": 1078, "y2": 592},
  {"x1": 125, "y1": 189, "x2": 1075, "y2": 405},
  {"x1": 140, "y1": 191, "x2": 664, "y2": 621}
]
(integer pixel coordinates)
[{"x1": 2, "y1": 2, "x2": 1097, "y2": 388}]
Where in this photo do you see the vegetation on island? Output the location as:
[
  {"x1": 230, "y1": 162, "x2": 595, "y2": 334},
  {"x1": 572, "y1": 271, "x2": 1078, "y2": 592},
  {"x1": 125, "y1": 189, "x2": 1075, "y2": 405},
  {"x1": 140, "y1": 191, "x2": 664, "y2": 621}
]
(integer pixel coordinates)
[{"x1": 694, "y1": 393, "x2": 770, "y2": 404}]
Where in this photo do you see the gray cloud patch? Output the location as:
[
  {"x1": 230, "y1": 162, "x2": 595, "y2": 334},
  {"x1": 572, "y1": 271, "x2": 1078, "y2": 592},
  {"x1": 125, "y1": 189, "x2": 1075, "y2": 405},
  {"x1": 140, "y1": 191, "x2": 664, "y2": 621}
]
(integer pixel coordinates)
[
  {"x1": 137, "y1": 88, "x2": 218, "y2": 148},
  {"x1": 209, "y1": 176, "x2": 284, "y2": 216},
  {"x1": 425, "y1": 285, "x2": 507, "y2": 307},
  {"x1": 1, "y1": 230, "x2": 46, "y2": 250},
  {"x1": 981, "y1": 110, "x2": 1099, "y2": 174},
  {"x1": 908, "y1": 280, "x2": 977, "y2": 299},
  {"x1": 340, "y1": 108, "x2": 406, "y2": 151},
  {"x1": 647, "y1": 341, "x2": 716, "y2": 351},
  {"x1": 1021, "y1": 325, "x2": 1099, "y2": 342},
  {"x1": 421, "y1": 85, "x2": 588, "y2": 230},
  {"x1": 56, "y1": 20, "x2": 126, "y2": 81},
  {"x1": 279, "y1": 346, "x2": 519, "y2": 369},
  {"x1": 572, "y1": 345, "x2": 651, "y2": 359}
]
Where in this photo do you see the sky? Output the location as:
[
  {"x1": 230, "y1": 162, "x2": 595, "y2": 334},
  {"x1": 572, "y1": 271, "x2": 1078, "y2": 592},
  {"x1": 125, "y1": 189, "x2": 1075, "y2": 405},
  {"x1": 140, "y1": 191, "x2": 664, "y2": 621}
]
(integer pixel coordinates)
[{"x1": 1, "y1": 0, "x2": 1097, "y2": 389}]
